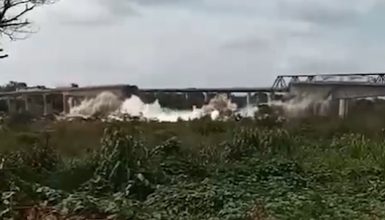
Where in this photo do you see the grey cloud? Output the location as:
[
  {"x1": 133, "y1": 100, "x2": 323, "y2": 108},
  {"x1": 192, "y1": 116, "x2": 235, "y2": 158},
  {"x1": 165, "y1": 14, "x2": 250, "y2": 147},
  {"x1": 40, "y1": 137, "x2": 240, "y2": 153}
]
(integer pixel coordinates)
[
  {"x1": 221, "y1": 37, "x2": 271, "y2": 51},
  {"x1": 130, "y1": 0, "x2": 191, "y2": 6},
  {"x1": 59, "y1": 17, "x2": 117, "y2": 26},
  {"x1": 3, "y1": 0, "x2": 385, "y2": 88},
  {"x1": 95, "y1": 0, "x2": 383, "y2": 25},
  {"x1": 96, "y1": 0, "x2": 139, "y2": 18},
  {"x1": 282, "y1": 39, "x2": 385, "y2": 75},
  {"x1": 54, "y1": 0, "x2": 139, "y2": 27},
  {"x1": 298, "y1": 9, "x2": 358, "y2": 26},
  {"x1": 102, "y1": 1, "x2": 136, "y2": 16},
  {"x1": 278, "y1": 0, "x2": 385, "y2": 27},
  {"x1": 287, "y1": 57, "x2": 363, "y2": 74},
  {"x1": 219, "y1": 27, "x2": 317, "y2": 53},
  {"x1": 278, "y1": 2, "x2": 359, "y2": 26},
  {"x1": 97, "y1": 0, "x2": 195, "y2": 18}
]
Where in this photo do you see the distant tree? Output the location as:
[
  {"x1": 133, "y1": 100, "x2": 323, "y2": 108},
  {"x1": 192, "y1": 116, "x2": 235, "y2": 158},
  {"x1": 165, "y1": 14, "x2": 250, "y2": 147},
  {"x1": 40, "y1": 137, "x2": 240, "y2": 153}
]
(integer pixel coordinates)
[
  {"x1": 0, "y1": 0, "x2": 54, "y2": 58},
  {"x1": 0, "y1": 81, "x2": 27, "y2": 92}
]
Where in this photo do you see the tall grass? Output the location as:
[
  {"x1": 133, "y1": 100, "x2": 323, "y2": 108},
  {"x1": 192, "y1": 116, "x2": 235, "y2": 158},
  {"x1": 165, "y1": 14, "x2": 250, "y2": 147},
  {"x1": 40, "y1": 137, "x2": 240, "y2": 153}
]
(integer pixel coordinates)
[{"x1": 3, "y1": 117, "x2": 385, "y2": 218}]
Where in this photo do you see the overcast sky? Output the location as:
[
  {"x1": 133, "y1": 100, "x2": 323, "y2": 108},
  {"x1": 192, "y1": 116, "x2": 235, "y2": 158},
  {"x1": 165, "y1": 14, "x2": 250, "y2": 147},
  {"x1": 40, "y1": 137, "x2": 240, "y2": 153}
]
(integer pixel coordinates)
[{"x1": 1, "y1": 0, "x2": 385, "y2": 88}]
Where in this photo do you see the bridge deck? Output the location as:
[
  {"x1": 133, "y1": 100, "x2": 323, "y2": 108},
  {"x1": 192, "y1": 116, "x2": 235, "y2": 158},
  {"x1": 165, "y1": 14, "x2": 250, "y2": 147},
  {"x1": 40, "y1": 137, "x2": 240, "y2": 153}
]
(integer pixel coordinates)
[
  {"x1": 140, "y1": 87, "x2": 279, "y2": 93},
  {"x1": 290, "y1": 81, "x2": 385, "y2": 87},
  {"x1": 278, "y1": 72, "x2": 385, "y2": 78},
  {"x1": 0, "y1": 86, "x2": 280, "y2": 97},
  {"x1": 289, "y1": 81, "x2": 385, "y2": 99},
  {"x1": 0, "y1": 84, "x2": 134, "y2": 97}
]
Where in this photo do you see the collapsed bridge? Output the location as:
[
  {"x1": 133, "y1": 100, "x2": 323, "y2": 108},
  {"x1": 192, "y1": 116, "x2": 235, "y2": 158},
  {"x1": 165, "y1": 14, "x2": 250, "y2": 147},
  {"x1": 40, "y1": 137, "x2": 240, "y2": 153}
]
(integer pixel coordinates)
[
  {"x1": 278, "y1": 73, "x2": 385, "y2": 118},
  {"x1": 0, "y1": 85, "x2": 282, "y2": 116},
  {"x1": 1, "y1": 72, "x2": 385, "y2": 118}
]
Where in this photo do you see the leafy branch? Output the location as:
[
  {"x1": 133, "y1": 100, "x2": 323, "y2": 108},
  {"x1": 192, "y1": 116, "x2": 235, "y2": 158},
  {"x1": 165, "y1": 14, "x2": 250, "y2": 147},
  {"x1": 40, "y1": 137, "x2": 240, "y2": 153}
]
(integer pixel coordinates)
[{"x1": 0, "y1": 0, "x2": 54, "y2": 59}]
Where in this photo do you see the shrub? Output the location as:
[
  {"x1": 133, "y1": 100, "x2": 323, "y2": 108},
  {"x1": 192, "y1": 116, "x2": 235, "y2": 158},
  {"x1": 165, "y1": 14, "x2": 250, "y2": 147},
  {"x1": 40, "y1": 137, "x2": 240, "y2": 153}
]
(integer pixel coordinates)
[
  {"x1": 15, "y1": 132, "x2": 41, "y2": 146},
  {"x1": 224, "y1": 128, "x2": 293, "y2": 160},
  {"x1": 191, "y1": 120, "x2": 227, "y2": 136},
  {"x1": 6, "y1": 112, "x2": 34, "y2": 128},
  {"x1": 4, "y1": 119, "x2": 385, "y2": 219},
  {"x1": 4, "y1": 143, "x2": 58, "y2": 174}
]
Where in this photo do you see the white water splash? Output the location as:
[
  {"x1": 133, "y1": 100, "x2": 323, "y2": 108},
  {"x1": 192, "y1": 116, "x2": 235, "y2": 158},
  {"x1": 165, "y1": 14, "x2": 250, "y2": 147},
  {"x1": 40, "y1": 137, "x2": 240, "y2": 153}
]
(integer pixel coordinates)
[
  {"x1": 69, "y1": 92, "x2": 121, "y2": 117},
  {"x1": 67, "y1": 92, "x2": 244, "y2": 122},
  {"x1": 119, "y1": 97, "x2": 205, "y2": 122},
  {"x1": 67, "y1": 90, "x2": 334, "y2": 121},
  {"x1": 237, "y1": 105, "x2": 259, "y2": 118},
  {"x1": 269, "y1": 92, "x2": 332, "y2": 117}
]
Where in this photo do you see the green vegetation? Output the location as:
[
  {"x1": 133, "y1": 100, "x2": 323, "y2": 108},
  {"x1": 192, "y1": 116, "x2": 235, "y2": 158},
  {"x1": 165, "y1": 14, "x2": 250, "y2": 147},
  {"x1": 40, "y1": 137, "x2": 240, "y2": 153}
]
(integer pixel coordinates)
[{"x1": 2, "y1": 117, "x2": 385, "y2": 219}]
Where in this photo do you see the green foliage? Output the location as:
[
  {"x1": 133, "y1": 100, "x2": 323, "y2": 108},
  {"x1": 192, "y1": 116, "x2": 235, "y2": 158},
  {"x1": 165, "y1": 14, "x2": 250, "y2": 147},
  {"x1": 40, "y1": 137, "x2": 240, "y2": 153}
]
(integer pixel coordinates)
[
  {"x1": 3, "y1": 120, "x2": 385, "y2": 219},
  {"x1": 81, "y1": 128, "x2": 159, "y2": 199},
  {"x1": 224, "y1": 128, "x2": 293, "y2": 160},
  {"x1": 142, "y1": 180, "x2": 221, "y2": 220},
  {"x1": 4, "y1": 142, "x2": 58, "y2": 174},
  {"x1": 6, "y1": 112, "x2": 34, "y2": 128},
  {"x1": 192, "y1": 120, "x2": 228, "y2": 136},
  {"x1": 0, "y1": 181, "x2": 21, "y2": 219},
  {"x1": 15, "y1": 132, "x2": 41, "y2": 146}
]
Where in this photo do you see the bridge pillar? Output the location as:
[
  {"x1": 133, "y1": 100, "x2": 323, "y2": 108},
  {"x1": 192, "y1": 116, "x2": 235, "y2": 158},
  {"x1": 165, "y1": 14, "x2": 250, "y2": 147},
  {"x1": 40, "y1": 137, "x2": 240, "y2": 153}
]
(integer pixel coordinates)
[
  {"x1": 62, "y1": 93, "x2": 69, "y2": 114},
  {"x1": 204, "y1": 92, "x2": 209, "y2": 103},
  {"x1": 73, "y1": 96, "x2": 82, "y2": 107},
  {"x1": 68, "y1": 97, "x2": 72, "y2": 110},
  {"x1": 266, "y1": 92, "x2": 272, "y2": 104},
  {"x1": 246, "y1": 92, "x2": 251, "y2": 106},
  {"x1": 43, "y1": 94, "x2": 48, "y2": 115},
  {"x1": 255, "y1": 93, "x2": 260, "y2": 104},
  {"x1": 338, "y1": 99, "x2": 348, "y2": 118},
  {"x1": 70, "y1": 96, "x2": 79, "y2": 112},
  {"x1": 6, "y1": 97, "x2": 16, "y2": 113},
  {"x1": 23, "y1": 95, "x2": 29, "y2": 112}
]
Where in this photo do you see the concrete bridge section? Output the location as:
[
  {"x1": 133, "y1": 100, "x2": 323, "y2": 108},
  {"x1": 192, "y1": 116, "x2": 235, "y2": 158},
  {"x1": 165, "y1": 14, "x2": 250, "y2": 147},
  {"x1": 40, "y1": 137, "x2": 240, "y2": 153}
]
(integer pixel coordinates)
[
  {"x1": 139, "y1": 87, "x2": 283, "y2": 109},
  {"x1": 289, "y1": 81, "x2": 385, "y2": 118},
  {"x1": 5, "y1": 72, "x2": 385, "y2": 118},
  {"x1": 141, "y1": 87, "x2": 278, "y2": 93},
  {"x1": 290, "y1": 81, "x2": 385, "y2": 99},
  {"x1": 0, "y1": 85, "x2": 138, "y2": 115},
  {"x1": 0, "y1": 84, "x2": 281, "y2": 116}
]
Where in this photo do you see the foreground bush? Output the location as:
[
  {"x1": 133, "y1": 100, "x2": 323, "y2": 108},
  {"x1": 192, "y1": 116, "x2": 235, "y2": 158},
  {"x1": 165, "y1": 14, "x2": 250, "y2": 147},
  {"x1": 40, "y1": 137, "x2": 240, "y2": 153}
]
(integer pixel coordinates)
[{"x1": 2, "y1": 123, "x2": 385, "y2": 219}]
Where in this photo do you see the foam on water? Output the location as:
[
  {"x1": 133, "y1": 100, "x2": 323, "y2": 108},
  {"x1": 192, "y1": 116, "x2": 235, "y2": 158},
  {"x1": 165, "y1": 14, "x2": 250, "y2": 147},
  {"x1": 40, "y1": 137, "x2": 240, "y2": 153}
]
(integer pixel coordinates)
[
  {"x1": 120, "y1": 98, "x2": 205, "y2": 122},
  {"x1": 67, "y1": 90, "x2": 334, "y2": 121},
  {"x1": 269, "y1": 92, "x2": 332, "y2": 117},
  {"x1": 68, "y1": 92, "x2": 240, "y2": 122},
  {"x1": 69, "y1": 92, "x2": 121, "y2": 116}
]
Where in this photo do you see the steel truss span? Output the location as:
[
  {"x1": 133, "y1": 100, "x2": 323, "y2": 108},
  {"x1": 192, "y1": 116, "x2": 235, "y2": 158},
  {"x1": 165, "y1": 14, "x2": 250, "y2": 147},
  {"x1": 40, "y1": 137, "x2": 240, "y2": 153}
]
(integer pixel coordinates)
[{"x1": 272, "y1": 73, "x2": 385, "y2": 90}]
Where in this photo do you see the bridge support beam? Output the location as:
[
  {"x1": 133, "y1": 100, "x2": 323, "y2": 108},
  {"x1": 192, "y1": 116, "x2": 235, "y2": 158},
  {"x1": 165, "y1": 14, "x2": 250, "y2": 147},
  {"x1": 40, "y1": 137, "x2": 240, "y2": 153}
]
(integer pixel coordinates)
[
  {"x1": 43, "y1": 94, "x2": 48, "y2": 115},
  {"x1": 204, "y1": 92, "x2": 209, "y2": 103},
  {"x1": 62, "y1": 93, "x2": 69, "y2": 114},
  {"x1": 23, "y1": 95, "x2": 29, "y2": 112},
  {"x1": 267, "y1": 93, "x2": 272, "y2": 104},
  {"x1": 255, "y1": 93, "x2": 260, "y2": 105},
  {"x1": 338, "y1": 99, "x2": 348, "y2": 118},
  {"x1": 246, "y1": 92, "x2": 251, "y2": 106},
  {"x1": 6, "y1": 97, "x2": 16, "y2": 113}
]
